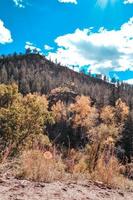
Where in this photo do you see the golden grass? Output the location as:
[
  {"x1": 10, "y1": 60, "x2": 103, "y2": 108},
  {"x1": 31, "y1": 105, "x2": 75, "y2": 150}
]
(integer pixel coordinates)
[
  {"x1": 18, "y1": 149, "x2": 65, "y2": 182},
  {"x1": 90, "y1": 155, "x2": 133, "y2": 189},
  {"x1": 15, "y1": 147, "x2": 133, "y2": 190},
  {"x1": 92, "y1": 155, "x2": 120, "y2": 186}
]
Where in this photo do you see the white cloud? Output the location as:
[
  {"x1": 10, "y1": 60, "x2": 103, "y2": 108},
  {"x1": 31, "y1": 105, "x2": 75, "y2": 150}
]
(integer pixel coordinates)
[
  {"x1": 0, "y1": 20, "x2": 13, "y2": 44},
  {"x1": 25, "y1": 41, "x2": 41, "y2": 52},
  {"x1": 13, "y1": 0, "x2": 25, "y2": 8},
  {"x1": 47, "y1": 17, "x2": 133, "y2": 75},
  {"x1": 58, "y1": 0, "x2": 77, "y2": 4},
  {"x1": 44, "y1": 45, "x2": 54, "y2": 51},
  {"x1": 125, "y1": 79, "x2": 133, "y2": 84},
  {"x1": 124, "y1": 0, "x2": 133, "y2": 4}
]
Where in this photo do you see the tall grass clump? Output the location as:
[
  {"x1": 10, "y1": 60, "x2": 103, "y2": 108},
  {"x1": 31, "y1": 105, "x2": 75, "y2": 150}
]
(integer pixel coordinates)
[{"x1": 18, "y1": 149, "x2": 65, "y2": 182}]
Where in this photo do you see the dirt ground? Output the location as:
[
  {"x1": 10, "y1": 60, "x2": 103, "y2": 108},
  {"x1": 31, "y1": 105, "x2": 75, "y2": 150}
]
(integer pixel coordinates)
[{"x1": 0, "y1": 174, "x2": 133, "y2": 200}]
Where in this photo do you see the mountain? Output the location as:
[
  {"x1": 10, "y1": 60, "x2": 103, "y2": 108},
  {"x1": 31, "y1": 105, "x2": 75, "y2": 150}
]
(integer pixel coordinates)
[
  {"x1": 0, "y1": 53, "x2": 133, "y2": 183},
  {"x1": 0, "y1": 53, "x2": 133, "y2": 109}
]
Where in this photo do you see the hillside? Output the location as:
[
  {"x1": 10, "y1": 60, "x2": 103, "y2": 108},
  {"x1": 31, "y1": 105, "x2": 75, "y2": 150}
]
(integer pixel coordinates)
[
  {"x1": 0, "y1": 54, "x2": 133, "y2": 199},
  {"x1": 0, "y1": 53, "x2": 133, "y2": 159},
  {"x1": 0, "y1": 54, "x2": 133, "y2": 109}
]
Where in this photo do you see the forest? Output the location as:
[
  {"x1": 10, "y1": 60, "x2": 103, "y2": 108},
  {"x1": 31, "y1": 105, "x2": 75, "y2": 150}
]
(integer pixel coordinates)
[
  {"x1": 0, "y1": 53, "x2": 133, "y2": 187},
  {"x1": 0, "y1": 53, "x2": 133, "y2": 108}
]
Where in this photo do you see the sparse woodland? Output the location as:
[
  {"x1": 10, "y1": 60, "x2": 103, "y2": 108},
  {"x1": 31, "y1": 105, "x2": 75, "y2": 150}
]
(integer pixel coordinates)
[{"x1": 0, "y1": 54, "x2": 133, "y2": 188}]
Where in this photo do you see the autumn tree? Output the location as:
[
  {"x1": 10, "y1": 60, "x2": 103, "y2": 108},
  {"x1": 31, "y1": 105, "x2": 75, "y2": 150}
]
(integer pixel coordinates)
[
  {"x1": 87, "y1": 98, "x2": 129, "y2": 170},
  {"x1": 49, "y1": 100, "x2": 71, "y2": 146},
  {"x1": 49, "y1": 96, "x2": 98, "y2": 147},
  {"x1": 0, "y1": 84, "x2": 53, "y2": 157},
  {"x1": 70, "y1": 96, "x2": 98, "y2": 140},
  {"x1": 51, "y1": 100, "x2": 67, "y2": 122},
  {"x1": 0, "y1": 83, "x2": 19, "y2": 107}
]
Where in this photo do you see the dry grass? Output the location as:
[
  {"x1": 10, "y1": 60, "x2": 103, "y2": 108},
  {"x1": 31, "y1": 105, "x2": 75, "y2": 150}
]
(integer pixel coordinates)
[
  {"x1": 93, "y1": 155, "x2": 120, "y2": 185},
  {"x1": 18, "y1": 149, "x2": 65, "y2": 182},
  {"x1": 90, "y1": 155, "x2": 133, "y2": 189},
  {"x1": 15, "y1": 146, "x2": 133, "y2": 189}
]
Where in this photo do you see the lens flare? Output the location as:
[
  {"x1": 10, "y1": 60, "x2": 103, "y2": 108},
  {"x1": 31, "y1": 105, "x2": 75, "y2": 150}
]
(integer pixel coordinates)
[{"x1": 97, "y1": 0, "x2": 117, "y2": 9}]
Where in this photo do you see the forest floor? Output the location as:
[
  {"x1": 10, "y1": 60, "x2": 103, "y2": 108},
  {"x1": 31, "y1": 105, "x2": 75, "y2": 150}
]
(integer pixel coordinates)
[{"x1": 0, "y1": 173, "x2": 133, "y2": 200}]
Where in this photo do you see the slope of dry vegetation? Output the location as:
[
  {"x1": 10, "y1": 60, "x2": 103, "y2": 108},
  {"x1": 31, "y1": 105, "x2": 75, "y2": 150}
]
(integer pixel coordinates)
[{"x1": 0, "y1": 83, "x2": 133, "y2": 191}]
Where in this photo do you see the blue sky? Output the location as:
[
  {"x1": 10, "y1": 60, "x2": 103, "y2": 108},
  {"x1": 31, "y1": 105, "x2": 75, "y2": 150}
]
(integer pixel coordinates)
[{"x1": 0, "y1": 0, "x2": 133, "y2": 83}]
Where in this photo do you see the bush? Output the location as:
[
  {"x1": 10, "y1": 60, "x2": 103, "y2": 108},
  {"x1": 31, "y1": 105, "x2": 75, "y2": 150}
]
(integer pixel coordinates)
[
  {"x1": 0, "y1": 84, "x2": 54, "y2": 158},
  {"x1": 92, "y1": 155, "x2": 121, "y2": 186},
  {"x1": 49, "y1": 96, "x2": 98, "y2": 147},
  {"x1": 18, "y1": 149, "x2": 65, "y2": 182},
  {"x1": 0, "y1": 84, "x2": 131, "y2": 189}
]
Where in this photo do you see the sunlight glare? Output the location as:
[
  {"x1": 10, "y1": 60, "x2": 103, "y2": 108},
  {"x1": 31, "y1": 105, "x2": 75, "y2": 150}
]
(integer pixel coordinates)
[{"x1": 97, "y1": 0, "x2": 117, "y2": 9}]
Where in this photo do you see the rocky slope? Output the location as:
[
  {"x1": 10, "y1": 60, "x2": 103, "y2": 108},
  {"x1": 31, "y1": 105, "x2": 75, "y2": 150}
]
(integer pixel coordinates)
[{"x1": 0, "y1": 173, "x2": 133, "y2": 200}]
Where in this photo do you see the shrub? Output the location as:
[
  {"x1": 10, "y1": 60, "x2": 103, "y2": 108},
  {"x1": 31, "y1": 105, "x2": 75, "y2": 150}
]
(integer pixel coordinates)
[
  {"x1": 23, "y1": 133, "x2": 52, "y2": 151},
  {"x1": 120, "y1": 163, "x2": 133, "y2": 179},
  {"x1": 0, "y1": 83, "x2": 18, "y2": 108},
  {"x1": 73, "y1": 157, "x2": 88, "y2": 174},
  {"x1": 91, "y1": 155, "x2": 122, "y2": 187},
  {"x1": 0, "y1": 84, "x2": 54, "y2": 158},
  {"x1": 18, "y1": 149, "x2": 65, "y2": 182}
]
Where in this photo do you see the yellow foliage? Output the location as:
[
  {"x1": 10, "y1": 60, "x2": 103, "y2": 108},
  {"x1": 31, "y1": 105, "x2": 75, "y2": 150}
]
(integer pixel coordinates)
[
  {"x1": 0, "y1": 85, "x2": 53, "y2": 156},
  {"x1": 85, "y1": 123, "x2": 119, "y2": 173},
  {"x1": 0, "y1": 83, "x2": 19, "y2": 107},
  {"x1": 70, "y1": 96, "x2": 98, "y2": 129},
  {"x1": 51, "y1": 100, "x2": 67, "y2": 122},
  {"x1": 23, "y1": 133, "x2": 52, "y2": 151},
  {"x1": 101, "y1": 106, "x2": 116, "y2": 125},
  {"x1": 115, "y1": 98, "x2": 129, "y2": 123},
  {"x1": 0, "y1": 84, "x2": 130, "y2": 190},
  {"x1": 90, "y1": 123, "x2": 118, "y2": 143}
]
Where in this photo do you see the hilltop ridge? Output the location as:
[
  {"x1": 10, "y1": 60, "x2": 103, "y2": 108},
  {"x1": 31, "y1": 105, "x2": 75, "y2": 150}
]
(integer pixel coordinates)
[{"x1": 0, "y1": 53, "x2": 133, "y2": 109}]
